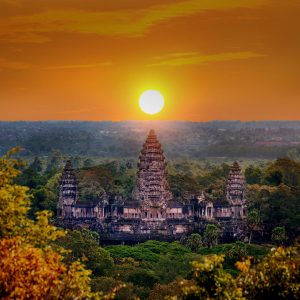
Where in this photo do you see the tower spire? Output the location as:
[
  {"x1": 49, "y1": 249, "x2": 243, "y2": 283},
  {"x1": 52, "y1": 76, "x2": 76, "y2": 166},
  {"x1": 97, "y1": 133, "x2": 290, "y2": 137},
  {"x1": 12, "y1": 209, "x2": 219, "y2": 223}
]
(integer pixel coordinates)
[
  {"x1": 132, "y1": 129, "x2": 172, "y2": 208},
  {"x1": 57, "y1": 160, "x2": 78, "y2": 217},
  {"x1": 226, "y1": 161, "x2": 246, "y2": 218}
]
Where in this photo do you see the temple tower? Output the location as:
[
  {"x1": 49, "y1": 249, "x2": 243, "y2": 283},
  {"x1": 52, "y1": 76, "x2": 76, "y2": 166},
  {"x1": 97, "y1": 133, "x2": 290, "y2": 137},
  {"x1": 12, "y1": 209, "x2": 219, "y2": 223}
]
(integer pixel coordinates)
[
  {"x1": 57, "y1": 160, "x2": 79, "y2": 218},
  {"x1": 226, "y1": 162, "x2": 246, "y2": 219},
  {"x1": 132, "y1": 129, "x2": 172, "y2": 215}
]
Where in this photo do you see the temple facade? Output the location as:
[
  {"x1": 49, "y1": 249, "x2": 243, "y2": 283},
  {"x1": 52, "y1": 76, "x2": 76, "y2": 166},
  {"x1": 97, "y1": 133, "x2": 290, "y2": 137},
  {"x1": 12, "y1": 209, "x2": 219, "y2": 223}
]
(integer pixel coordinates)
[{"x1": 57, "y1": 130, "x2": 247, "y2": 242}]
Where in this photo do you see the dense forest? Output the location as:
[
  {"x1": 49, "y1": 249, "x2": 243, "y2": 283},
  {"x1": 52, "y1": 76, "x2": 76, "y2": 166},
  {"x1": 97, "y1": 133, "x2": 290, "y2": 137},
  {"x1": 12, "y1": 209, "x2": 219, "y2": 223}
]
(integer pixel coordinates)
[
  {"x1": 2, "y1": 121, "x2": 300, "y2": 159},
  {"x1": 15, "y1": 150, "x2": 300, "y2": 242},
  {"x1": 1, "y1": 122, "x2": 300, "y2": 299}
]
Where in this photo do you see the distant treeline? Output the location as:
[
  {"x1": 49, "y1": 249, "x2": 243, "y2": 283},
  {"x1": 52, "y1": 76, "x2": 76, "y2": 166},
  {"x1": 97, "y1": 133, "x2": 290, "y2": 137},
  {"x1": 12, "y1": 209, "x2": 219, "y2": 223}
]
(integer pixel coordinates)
[{"x1": 1, "y1": 121, "x2": 300, "y2": 159}]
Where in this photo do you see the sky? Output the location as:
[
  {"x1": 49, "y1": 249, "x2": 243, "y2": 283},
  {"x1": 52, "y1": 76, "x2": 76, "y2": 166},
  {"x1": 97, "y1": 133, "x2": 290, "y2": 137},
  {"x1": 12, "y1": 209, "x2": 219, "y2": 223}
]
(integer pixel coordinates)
[{"x1": 0, "y1": 0, "x2": 299, "y2": 121}]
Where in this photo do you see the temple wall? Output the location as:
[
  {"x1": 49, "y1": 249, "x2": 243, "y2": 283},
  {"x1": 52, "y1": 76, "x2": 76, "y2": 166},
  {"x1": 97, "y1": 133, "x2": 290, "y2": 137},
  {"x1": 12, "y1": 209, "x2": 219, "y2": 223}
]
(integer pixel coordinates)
[
  {"x1": 214, "y1": 206, "x2": 232, "y2": 218},
  {"x1": 116, "y1": 224, "x2": 132, "y2": 233},
  {"x1": 73, "y1": 207, "x2": 95, "y2": 218},
  {"x1": 166, "y1": 207, "x2": 183, "y2": 219},
  {"x1": 174, "y1": 224, "x2": 188, "y2": 234},
  {"x1": 123, "y1": 207, "x2": 141, "y2": 218}
]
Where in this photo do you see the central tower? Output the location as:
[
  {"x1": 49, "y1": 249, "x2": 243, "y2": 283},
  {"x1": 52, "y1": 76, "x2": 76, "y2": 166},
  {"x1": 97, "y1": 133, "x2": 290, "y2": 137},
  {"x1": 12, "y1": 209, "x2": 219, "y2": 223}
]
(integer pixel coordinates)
[
  {"x1": 132, "y1": 129, "x2": 172, "y2": 210},
  {"x1": 226, "y1": 161, "x2": 246, "y2": 219}
]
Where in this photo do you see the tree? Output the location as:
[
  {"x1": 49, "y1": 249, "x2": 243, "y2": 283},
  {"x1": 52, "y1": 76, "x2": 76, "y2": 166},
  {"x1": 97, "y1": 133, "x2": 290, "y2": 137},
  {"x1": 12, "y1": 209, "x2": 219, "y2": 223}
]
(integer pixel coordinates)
[
  {"x1": 0, "y1": 148, "x2": 52, "y2": 240},
  {"x1": 168, "y1": 173, "x2": 201, "y2": 201},
  {"x1": 179, "y1": 255, "x2": 243, "y2": 300},
  {"x1": 271, "y1": 227, "x2": 287, "y2": 246},
  {"x1": 174, "y1": 246, "x2": 300, "y2": 300},
  {"x1": 46, "y1": 150, "x2": 64, "y2": 176},
  {"x1": 245, "y1": 165, "x2": 262, "y2": 184},
  {"x1": 126, "y1": 269, "x2": 159, "y2": 288},
  {"x1": 30, "y1": 156, "x2": 43, "y2": 173},
  {"x1": 185, "y1": 233, "x2": 203, "y2": 252},
  {"x1": 247, "y1": 209, "x2": 260, "y2": 244},
  {"x1": 224, "y1": 242, "x2": 248, "y2": 267},
  {"x1": 236, "y1": 247, "x2": 300, "y2": 299},
  {"x1": 55, "y1": 229, "x2": 114, "y2": 276},
  {"x1": 148, "y1": 281, "x2": 185, "y2": 300},
  {"x1": 287, "y1": 148, "x2": 300, "y2": 162},
  {"x1": 0, "y1": 149, "x2": 113, "y2": 299},
  {"x1": 0, "y1": 237, "x2": 92, "y2": 299},
  {"x1": 84, "y1": 158, "x2": 95, "y2": 168},
  {"x1": 71, "y1": 156, "x2": 82, "y2": 169},
  {"x1": 265, "y1": 169, "x2": 283, "y2": 186},
  {"x1": 203, "y1": 224, "x2": 220, "y2": 248}
]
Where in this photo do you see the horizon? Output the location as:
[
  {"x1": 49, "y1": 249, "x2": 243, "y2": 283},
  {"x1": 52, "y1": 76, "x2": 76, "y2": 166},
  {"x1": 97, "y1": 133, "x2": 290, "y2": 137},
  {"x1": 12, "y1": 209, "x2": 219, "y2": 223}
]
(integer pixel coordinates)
[{"x1": 2, "y1": 119, "x2": 300, "y2": 123}]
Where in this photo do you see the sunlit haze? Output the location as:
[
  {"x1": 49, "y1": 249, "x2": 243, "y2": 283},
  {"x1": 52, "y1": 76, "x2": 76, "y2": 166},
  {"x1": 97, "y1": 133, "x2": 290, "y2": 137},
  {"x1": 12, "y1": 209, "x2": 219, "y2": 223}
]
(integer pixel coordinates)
[{"x1": 0, "y1": 0, "x2": 299, "y2": 121}]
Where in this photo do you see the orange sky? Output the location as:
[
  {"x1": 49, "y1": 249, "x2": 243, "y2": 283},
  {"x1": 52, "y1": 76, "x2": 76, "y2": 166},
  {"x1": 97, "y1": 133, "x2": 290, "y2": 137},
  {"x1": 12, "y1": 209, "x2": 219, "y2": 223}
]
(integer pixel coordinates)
[{"x1": 0, "y1": 0, "x2": 299, "y2": 121}]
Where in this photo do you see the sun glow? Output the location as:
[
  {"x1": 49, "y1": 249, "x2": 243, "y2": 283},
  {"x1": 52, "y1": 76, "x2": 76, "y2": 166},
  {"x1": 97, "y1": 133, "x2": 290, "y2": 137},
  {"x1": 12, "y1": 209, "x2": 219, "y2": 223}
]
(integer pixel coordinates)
[{"x1": 139, "y1": 90, "x2": 165, "y2": 115}]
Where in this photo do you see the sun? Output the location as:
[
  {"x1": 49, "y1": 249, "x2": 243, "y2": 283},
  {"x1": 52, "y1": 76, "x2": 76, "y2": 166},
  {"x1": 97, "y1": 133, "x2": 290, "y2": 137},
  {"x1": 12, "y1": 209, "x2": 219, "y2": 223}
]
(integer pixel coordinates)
[{"x1": 139, "y1": 90, "x2": 165, "y2": 115}]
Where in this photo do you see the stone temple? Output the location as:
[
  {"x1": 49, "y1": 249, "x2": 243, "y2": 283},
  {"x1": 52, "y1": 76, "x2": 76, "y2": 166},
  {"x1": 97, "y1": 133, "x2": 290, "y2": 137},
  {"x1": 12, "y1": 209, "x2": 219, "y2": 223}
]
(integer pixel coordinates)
[{"x1": 57, "y1": 129, "x2": 247, "y2": 242}]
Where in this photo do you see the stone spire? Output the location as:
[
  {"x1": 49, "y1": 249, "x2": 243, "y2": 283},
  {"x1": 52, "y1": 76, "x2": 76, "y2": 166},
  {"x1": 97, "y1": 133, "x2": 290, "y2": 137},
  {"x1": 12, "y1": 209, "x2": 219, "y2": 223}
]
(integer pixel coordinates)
[
  {"x1": 132, "y1": 129, "x2": 172, "y2": 208},
  {"x1": 226, "y1": 162, "x2": 246, "y2": 218},
  {"x1": 226, "y1": 162, "x2": 246, "y2": 203},
  {"x1": 57, "y1": 160, "x2": 79, "y2": 217}
]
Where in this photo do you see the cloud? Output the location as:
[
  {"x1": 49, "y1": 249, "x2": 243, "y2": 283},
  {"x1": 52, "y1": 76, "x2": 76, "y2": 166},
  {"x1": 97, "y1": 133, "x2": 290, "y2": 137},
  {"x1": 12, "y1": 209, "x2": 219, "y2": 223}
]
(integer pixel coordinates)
[
  {"x1": 0, "y1": 57, "x2": 31, "y2": 70},
  {"x1": 0, "y1": 0, "x2": 266, "y2": 43},
  {"x1": 44, "y1": 61, "x2": 112, "y2": 70},
  {"x1": 147, "y1": 51, "x2": 265, "y2": 66}
]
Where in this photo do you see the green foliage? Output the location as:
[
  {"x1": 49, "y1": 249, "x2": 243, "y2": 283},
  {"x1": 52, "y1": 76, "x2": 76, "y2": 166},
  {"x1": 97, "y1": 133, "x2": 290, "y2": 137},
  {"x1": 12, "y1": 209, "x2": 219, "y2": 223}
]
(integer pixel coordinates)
[
  {"x1": 197, "y1": 242, "x2": 269, "y2": 276},
  {"x1": 71, "y1": 156, "x2": 83, "y2": 169},
  {"x1": 171, "y1": 246, "x2": 300, "y2": 300},
  {"x1": 55, "y1": 229, "x2": 114, "y2": 276},
  {"x1": 15, "y1": 166, "x2": 48, "y2": 189},
  {"x1": 168, "y1": 173, "x2": 201, "y2": 200},
  {"x1": 91, "y1": 276, "x2": 117, "y2": 293},
  {"x1": 148, "y1": 281, "x2": 185, "y2": 300},
  {"x1": 45, "y1": 150, "x2": 64, "y2": 176},
  {"x1": 0, "y1": 149, "x2": 63, "y2": 245},
  {"x1": 2, "y1": 121, "x2": 300, "y2": 159},
  {"x1": 30, "y1": 156, "x2": 43, "y2": 173},
  {"x1": 77, "y1": 167, "x2": 112, "y2": 203},
  {"x1": 106, "y1": 240, "x2": 202, "y2": 289},
  {"x1": 236, "y1": 247, "x2": 300, "y2": 299},
  {"x1": 0, "y1": 149, "x2": 113, "y2": 299},
  {"x1": 203, "y1": 224, "x2": 220, "y2": 248},
  {"x1": 271, "y1": 226, "x2": 288, "y2": 246},
  {"x1": 264, "y1": 158, "x2": 300, "y2": 187},
  {"x1": 247, "y1": 209, "x2": 261, "y2": 244},
  {"x1": 127, "y1": 269, "x2": 159, "y2": 288},
  {"x1": 84, "y1": 158, "x2": 95, "y2": 168},
  {"x1": 179, "y1": 255, "x2": 243, "y2": 300},
  {"x1": 224, "y1": 242, "x2": 248, "y2": 268},
  {"x1": 185, "y1": 234, "x2": 203, "y2": 252},
  {"x1": 196, "y1": 243, "x2": 269, "y2": 259},
  {"x1": 245, "y1": 165, "x2": 262, "y2": 184}
]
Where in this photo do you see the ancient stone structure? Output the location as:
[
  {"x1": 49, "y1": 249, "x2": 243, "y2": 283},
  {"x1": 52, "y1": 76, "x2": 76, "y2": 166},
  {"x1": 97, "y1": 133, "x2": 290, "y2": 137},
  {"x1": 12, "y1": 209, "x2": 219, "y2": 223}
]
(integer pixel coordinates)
[
  {"x1": 226, "y1": 162, "x2": 247, "y2": 218},
  {"x1": 57, "y1": 129, "x2": 247, "y2": 242},
  {"x1": 57, "y1": 160, "x2": 79, "y2": 218},
  {"x1": 132, "y1": 129, "x2": 172, "y2": 208}
]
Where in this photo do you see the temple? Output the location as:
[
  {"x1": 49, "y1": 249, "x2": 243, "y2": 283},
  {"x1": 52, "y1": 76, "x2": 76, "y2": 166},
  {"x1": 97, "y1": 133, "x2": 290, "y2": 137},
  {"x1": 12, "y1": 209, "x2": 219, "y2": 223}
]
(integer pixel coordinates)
[{"x1": 57, "y1": 129, "x2": 247, "y2": 242}]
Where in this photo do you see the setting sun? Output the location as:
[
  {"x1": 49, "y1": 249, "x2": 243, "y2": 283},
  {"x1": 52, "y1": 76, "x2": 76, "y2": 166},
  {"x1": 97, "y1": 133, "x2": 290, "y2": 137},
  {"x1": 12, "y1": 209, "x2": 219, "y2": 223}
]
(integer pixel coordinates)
[{"x1": 139, "y1": 90, "x2": 165, "y2": 115}]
